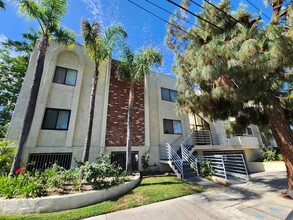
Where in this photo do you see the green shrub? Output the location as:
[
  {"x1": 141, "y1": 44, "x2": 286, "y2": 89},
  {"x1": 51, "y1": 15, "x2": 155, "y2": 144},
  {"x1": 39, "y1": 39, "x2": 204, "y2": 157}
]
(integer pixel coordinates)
[
  {"x1": 255, "y1": 148, "x2": 284, "y2": 162},
  {"x1": 43, "y1": 164, "x2": 80, "y2": 189},
  {"x1": 197, "y1": 160, "x2": 213, "y2": 178},
  {"x1": 0, "y1": 155, "x2": 127, "y2": 199},
  {"x1": 277, "y1": 154, "x2": 283, "y2": 161},
  {"x1": 141, "y1": 152, "x2": 150, "y2": 172},
  {"x1": 0, "y1": 172, "x2": 44, "y2": 198},
  {"x1": 0, "y1": 141, "x2": 16, "y2": 175},
  {"x1": 81, "y1": 154, "x2": 126, "y2": 190}
]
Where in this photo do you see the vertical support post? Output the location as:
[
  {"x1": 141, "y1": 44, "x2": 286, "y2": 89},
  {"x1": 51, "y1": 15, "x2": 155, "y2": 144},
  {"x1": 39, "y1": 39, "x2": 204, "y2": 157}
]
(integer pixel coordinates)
[
  {"x1": 221, "y1": 155, "x2": 227, "y2": 180},
  {"x1": 241, "y1": 154, "x2": 249, "y2": 180}
]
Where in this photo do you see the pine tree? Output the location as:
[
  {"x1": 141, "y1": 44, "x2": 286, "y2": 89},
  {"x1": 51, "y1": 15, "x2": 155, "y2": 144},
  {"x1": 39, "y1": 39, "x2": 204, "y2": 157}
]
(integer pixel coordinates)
[{"x1": 166, "y1": 0, "x2": 293, "y2": 195}]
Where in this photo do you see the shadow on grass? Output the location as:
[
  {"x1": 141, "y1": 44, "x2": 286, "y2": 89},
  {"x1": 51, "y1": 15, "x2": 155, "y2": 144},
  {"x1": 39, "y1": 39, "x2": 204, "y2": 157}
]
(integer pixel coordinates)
[{"x1": 140, "y1": 181, "x2": 183, "y2": 186}]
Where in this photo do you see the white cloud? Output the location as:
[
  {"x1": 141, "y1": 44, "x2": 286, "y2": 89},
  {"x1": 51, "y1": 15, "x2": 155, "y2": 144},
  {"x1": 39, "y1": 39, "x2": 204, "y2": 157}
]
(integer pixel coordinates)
[
  {"x1": 81, "y1": 0, "x2": 120, "y2": 30},
  {"x1": 0, "y1": 34, "x2": 8, "y2": 43}
]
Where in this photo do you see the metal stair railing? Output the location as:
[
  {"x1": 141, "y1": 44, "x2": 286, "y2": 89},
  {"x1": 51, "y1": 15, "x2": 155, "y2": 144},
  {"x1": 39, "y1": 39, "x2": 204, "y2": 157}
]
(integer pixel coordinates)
[
  {"x1": 182, "y1": 145, "x2": 198, "y2": 175},
  {"x1": 166, "y1": 143, "x2": 184, "y2": 179},
  {"x1": 181, "y1": 131, "x2": 198, "y2": 175}
]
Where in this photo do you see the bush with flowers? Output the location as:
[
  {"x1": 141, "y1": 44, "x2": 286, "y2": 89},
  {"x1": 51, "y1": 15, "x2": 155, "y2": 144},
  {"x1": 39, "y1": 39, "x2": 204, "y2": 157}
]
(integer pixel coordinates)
[{"x1": 0, "y1": 154, "x2": 126, "y2": 199}]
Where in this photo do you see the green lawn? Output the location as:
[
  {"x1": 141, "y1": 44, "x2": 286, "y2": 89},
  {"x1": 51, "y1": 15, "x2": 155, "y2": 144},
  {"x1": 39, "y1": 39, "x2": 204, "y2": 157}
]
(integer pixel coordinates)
[{"x1": 0, "y1": 176, "x2": 205, "y2": 220}]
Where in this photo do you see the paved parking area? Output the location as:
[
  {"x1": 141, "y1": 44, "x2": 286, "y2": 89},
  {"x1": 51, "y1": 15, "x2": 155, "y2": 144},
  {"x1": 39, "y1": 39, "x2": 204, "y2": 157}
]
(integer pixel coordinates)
[{"x1": 86, "y1": 172, "x2": 293, "y2": 220}]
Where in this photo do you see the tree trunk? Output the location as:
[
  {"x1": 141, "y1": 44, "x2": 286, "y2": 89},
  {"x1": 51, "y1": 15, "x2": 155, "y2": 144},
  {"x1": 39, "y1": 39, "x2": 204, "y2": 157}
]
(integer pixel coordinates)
[
  {"x1": 126, "y1": 81, "x2": 134, "y2": 174},
  {"x1": 271, "y1": 0, "x2": 282, "y2": 24},
  {"x1": 82, "y1": 61, "x2": 99, "y2": 162},
  {"x1": 9, "y1": 36, "x2": 48, "y2": 175},
  {"x1": 267, "y1": 107, "x2": 293, "y2": 197}
]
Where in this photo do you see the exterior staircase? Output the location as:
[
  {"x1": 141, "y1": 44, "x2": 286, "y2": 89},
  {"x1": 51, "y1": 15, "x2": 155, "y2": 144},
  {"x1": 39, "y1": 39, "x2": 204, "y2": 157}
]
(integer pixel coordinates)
[
  {"x1": 166, "y1": 132, "x2": 199, "y2": 181},
  {"x1": 165, "y1": 130, "x2": 250, "y2": 183}
]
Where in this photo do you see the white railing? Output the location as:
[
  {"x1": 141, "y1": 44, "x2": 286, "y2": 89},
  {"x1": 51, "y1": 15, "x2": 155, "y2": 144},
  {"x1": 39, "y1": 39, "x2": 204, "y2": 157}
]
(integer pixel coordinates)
[
  {"x1": 193, "y1": 130, "x2": 212, "y2": 145},
  {"x1": 202, "y1": 154, "x2": 227, "y2": 179},
  {"x1": 166, "y1": 143, "x2": 184, "y2": 178},
  {"x1": 181, "y1": 131, "x2": 198, "y2": 175},
  {"x1": 202, "y1": 153, "x2": 249, "y2": 180},
  {"x1": 193, "y1": 130, "x2": 231, "y2": 146}
]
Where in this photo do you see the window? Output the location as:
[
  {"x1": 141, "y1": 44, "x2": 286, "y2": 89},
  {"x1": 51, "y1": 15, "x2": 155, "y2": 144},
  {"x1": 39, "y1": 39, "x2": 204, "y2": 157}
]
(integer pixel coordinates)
[
  {"x1": 161, "y1": 88, "x2": 178, "y2": 102},
  {"x1": 42, "y1": 108, "x2": 71, "y2": 130},
  {"x1": 163, "y1": 119, "x2": 182, "y2": 134},
  {"x1": 53, "y1": 66, "x2": 77, "y2": 86},
  {"x1": 247, "y1": 127, "x2": 253, "y2": 135}
]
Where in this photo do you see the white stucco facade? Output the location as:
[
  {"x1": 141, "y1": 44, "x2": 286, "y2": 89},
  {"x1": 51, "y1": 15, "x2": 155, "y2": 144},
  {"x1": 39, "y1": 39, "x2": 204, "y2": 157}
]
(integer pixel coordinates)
[{"x1": 6, "y1": 41, "x2": 263, "y2": 171}]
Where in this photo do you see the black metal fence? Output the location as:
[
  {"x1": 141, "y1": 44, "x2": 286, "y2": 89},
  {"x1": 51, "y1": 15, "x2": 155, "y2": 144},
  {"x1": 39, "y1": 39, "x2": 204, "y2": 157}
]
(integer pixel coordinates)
[
  {"x1": 27, "y1": 153, "x2": 72, "y2": 171},
  {"x1": 111, "y1": 151, "x2": 139, "y2": 171}
]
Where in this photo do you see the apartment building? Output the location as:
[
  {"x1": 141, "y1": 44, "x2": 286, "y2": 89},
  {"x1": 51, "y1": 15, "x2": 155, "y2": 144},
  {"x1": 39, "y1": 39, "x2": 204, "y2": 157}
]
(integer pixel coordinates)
[{"x1": 6, "y1": 42, "x2": 263, "y2": 177}]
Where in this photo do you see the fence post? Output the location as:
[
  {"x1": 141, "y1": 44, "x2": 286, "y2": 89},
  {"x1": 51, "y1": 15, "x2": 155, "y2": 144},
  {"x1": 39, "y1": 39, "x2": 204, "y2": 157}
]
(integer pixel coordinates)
[{"x1": 221, "y1": 155, "x2": 227, "y2": 180}]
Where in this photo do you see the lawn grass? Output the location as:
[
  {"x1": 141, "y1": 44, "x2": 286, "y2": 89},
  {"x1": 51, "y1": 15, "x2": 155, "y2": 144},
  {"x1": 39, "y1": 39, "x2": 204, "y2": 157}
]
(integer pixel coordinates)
[{"x1": 0, "y1": 176, "x2": 205, "y2": 220}]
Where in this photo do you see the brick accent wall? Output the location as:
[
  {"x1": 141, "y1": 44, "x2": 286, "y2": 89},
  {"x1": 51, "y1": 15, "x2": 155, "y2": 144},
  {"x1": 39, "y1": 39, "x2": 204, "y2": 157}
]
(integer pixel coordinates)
[{"x1": 106, "y1": 60, "x2": 145, "y2": 146}]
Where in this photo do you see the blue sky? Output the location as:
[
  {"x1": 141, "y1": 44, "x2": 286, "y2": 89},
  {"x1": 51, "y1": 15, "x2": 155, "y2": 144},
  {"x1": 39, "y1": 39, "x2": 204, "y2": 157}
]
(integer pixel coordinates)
[{"x1": 0, "y1": 0, "x2": 272, "y2": 74}]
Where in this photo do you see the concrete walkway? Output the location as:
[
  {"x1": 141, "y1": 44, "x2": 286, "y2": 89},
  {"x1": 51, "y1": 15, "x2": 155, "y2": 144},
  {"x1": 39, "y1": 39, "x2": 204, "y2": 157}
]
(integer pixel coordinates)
[{"x1": 85, "y1": 172, "x2": 293, "y2": 220}]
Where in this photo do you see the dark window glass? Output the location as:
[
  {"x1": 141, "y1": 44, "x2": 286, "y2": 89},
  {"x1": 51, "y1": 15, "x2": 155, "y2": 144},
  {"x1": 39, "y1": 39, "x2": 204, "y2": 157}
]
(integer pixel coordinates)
[
  {"x1": 42, "y1": 109, "x2": 58, "y2": 129},
  {"x1": 56, "y1": 110, "x2": 70, "y2": 129},
  {"x1": 173, "y1": 120, "x2": 182, "y2": 134},
  {"x1": 42, "y1": 108, "x2": 70, "y2": 130},
  {"x1": 161, "y1": 88, "x2": 170, "y2": 101},
  {"x1": 53, "y1": 67, "x2": 66, "y2": 84},
  {"x1": 170, "y1": 90, "x2": 178, "y2": 102},
  {"x1": 163, "y1": 119, "x2": 182, "y2": 134},
  {"x1": 53, "y1": 66, "x2": 77, "y2": 86},
  {"x1": 247, "y1": 127, "x2": 253, "y2": 135},
  {"x1": 65, "y1": 69, "x2": 77, "y2": 85},
  {"x1": 161, "y1": 88, "x2": 178, "y2": 102}
]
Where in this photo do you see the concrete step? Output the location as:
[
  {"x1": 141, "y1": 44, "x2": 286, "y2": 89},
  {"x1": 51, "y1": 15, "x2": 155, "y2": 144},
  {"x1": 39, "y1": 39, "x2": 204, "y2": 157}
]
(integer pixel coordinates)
[{"x1": 184, "y1": 172, "x2": 197, "y2": 179}]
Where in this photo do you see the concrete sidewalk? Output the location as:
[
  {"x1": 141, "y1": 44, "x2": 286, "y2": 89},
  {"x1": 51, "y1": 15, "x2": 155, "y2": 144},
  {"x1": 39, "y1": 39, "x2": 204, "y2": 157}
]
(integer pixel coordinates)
[{"x1": 85, "y1": 172, "x2": 293, "y2": 220}]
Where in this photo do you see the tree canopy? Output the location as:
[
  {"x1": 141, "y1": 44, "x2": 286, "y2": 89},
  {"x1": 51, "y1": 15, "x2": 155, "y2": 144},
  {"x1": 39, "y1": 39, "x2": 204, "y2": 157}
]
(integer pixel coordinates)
[
  {"x1": 166, "y1": 0, "x2": 293, "y2": 191},
  {"x1": 0, "y1": 30, "x2": 39, "y2": 138},
  {"x1": 19, "y1": 0, "x2": 75, "y2": 46},
  {"x1": 166, "y1": 0, "x2": 293, "y2": 131}
]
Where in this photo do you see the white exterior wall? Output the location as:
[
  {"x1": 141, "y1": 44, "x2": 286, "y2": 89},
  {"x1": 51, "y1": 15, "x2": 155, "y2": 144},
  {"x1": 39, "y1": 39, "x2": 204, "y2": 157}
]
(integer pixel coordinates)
[
  {"x1": 6, "y1": 42, "x2": 189, "y2": 170},
  {"x1": 6, "y1": 42, "x2": 110, "y2": 165}
]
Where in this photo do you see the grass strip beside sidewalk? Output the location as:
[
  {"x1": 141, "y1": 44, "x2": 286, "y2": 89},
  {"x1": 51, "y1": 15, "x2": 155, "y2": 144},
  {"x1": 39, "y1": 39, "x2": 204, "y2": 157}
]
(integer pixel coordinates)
[{"x1": 1, "y1": 176, "x2": 205, "y2": 220}]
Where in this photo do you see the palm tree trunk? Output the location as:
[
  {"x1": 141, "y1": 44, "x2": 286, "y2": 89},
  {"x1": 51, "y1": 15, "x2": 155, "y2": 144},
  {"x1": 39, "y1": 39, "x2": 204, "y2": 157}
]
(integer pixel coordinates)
[
  {"x1": 9, "y1": 36, "x2": 48, "y2": 175},
  {"x1": 126, "y1": 81, "x2": 134, "y2": 174},
  {"x1": 82, "y1": 61, "x2": 99, "y2": 162},
  {"x1": 266, "y1": 101, "x2": 293, "y2": 197}
]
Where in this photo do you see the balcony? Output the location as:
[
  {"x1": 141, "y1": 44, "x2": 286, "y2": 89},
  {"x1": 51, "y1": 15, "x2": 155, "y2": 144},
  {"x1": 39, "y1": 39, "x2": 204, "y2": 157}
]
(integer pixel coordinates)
[
  {"x1": 229, "y1": 136, "x2": 259, "y2": 149},
  {"x1": 191, "y1": 130, "x2": 260, "y2": 150}
]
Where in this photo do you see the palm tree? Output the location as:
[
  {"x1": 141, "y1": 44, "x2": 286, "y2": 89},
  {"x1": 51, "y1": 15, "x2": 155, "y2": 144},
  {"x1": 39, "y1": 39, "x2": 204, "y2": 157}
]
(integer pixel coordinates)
[
  {"x1": 117, "y1": 47, "x2": 162, "y2": 173},
  {"x1": 9, "y1": 0, "x2": 75, "y2": 175},
  {"x1": 81, "y1": 20, "x2": 127, "y2": 162},
  {"x1": 0, "y1": 1, "x2": 5, "y2": 9}
]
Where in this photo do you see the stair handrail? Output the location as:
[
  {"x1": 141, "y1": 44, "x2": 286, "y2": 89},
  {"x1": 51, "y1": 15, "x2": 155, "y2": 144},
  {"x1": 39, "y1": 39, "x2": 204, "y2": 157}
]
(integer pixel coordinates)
[
  {"x1": 181, "y1": 144, "x2": 198, "y2": 175},
  {"x1": 166, "y1": 143, "x2": 184, "y2": 179},
  {"x1": 181, "y1": 131, "x2": 194, "y2": 151}
]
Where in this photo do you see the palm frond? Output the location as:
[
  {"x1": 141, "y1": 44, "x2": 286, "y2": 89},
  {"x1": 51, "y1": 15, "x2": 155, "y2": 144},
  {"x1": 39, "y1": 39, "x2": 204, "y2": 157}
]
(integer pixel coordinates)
[
  {"x1": 0, "y1": 0, "x2": 5, "y2": 9},
  {"x1": 19, "y1": 0, "x2": 45, "y2": 32},
  {"x1": 81, "y1": 19, "x2": 101, "y2": 58},
  {"x1": 104, "y1": 23, "x2": 127, "y2": 50},
  {"x1": 52, "y1": 27, "x2": 75, "y2": 46},
  {"x1": 42, "y1": 0, "x2": 67, "y2": 30},
  {"x1": 118, "y1": 46, "x2": 162, "y2": 82},
  {"x1": 137, "y1": 47, "x2": 163, "y2": 69}
]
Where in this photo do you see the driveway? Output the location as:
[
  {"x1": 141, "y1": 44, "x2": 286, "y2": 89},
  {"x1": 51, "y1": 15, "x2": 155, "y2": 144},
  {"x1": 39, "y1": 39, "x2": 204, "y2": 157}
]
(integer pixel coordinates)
[{"x1": 85, "y1": 172, "x2": 293, "y2": 220}]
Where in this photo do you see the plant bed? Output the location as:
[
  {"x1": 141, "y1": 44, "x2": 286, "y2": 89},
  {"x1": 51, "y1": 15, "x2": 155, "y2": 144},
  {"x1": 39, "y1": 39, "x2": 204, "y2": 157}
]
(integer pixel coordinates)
[
  {"x1": 0, "y1": 173, "x2": 140, "y2": 215},
  {"x1": 0, "y1": 176, "x2": 204, "y2": 220}
]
